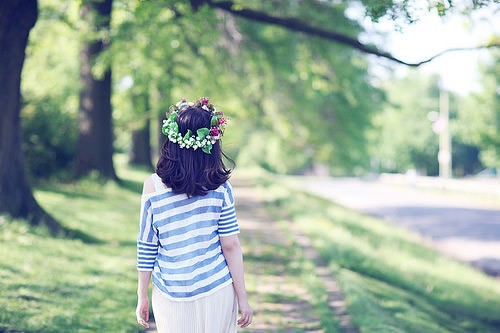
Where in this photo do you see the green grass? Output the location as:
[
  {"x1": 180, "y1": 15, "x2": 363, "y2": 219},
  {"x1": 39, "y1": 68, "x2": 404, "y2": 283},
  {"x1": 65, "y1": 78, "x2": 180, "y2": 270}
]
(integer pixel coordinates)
[
  {"x1": 0, "y1": 162, "x2": 150, "y2": 333},
  {"x1": 2, "y1": 163, "x2": 499, "y2": 332},
  {"x1": 257, "y1": 177, "x2": 500, "y2": 333}
]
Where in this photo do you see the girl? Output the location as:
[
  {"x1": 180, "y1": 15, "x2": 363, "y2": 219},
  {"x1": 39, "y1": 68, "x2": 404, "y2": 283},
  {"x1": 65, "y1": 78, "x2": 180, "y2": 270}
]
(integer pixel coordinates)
[{"x1": 135, "y1": 97, "x2": 252, "y2": 332}]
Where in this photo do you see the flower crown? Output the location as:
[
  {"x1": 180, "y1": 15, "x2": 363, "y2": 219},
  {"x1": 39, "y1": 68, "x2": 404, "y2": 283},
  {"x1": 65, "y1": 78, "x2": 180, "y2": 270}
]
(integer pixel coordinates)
[{"x1": 161, "y1": 97, "x2": 227, "y2": 154}]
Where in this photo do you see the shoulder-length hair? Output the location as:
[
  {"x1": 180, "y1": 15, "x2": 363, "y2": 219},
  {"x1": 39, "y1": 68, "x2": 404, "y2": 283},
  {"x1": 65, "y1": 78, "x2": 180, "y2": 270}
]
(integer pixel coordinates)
[{"x1": 156, "y1": 106, "x2": 233, "y2": 197}]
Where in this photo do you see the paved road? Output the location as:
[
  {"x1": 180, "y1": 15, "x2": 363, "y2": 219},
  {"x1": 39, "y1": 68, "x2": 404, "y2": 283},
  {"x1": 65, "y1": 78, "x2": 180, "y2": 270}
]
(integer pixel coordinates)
[{"x1": 297, "y1": 177, "x2": 500, "y2": 276}]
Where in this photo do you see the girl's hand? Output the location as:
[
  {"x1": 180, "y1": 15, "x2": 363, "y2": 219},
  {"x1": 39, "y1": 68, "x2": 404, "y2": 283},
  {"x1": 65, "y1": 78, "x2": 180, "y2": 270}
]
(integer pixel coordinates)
[
  {"x1": 237, "y1": 300, "x2": 253, "y2": 328},
  {"x1": 136, "y1": 296, "x2": 150, "y2": 328}
]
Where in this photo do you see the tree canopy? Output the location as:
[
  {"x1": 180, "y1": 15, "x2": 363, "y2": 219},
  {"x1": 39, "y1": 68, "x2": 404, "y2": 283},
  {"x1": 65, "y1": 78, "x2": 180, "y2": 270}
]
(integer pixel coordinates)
[{"x1": 0, "y1": 0, "x2": 498, "y2": 226}]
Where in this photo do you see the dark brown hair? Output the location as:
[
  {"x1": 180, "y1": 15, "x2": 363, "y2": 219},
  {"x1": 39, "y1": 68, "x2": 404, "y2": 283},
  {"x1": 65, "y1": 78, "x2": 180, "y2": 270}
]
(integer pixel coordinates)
[{"x1": 156, "y1": 106, "x2": 233, "y2": 197}]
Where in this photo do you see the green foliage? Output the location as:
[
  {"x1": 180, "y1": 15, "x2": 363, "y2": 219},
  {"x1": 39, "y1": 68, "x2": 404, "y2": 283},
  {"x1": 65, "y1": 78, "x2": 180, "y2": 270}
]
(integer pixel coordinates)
[
  {"x1": 453, "y1": 51, "x2": 500, "y2": 168},
  {"x1": 369, "y1": 72, "x2": 440, "y2": 174},
  {"x1": 214, "y1": 1, "x2": 383, "y2": 174},
  {"x1": 360, "y1": 0, "x2": 496, "y2": 26},
  {"x1": 370, "y1": 59, "x2": 497, "y2": 176},
  {"x1": 21, "y1": 0, "x2": 496, "y2": 180},
  {"x1": 110, "y1": 0, "x2": 384, "y2": 174},
  {"x1": 21, "y1": 0, "x2": 80, "y2": 179},
  {"x1": 22, "y1": 97, "x2": 78, "y2": 179}
]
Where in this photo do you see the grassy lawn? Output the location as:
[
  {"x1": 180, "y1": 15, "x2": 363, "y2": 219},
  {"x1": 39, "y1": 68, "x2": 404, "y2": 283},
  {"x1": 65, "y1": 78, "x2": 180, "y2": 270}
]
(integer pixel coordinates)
[
  {"x1": 0, "y1": 164, "x2": 337, "y2": 333},
  {"x1": 257, "y1": 176, "x2": 500, "y2": 333},
  {"x1": 0, "y1": 162, "x2": 149, "y2": 332},
  {"x1": 2, "y1": 164, "x2": 499, "y2": 332}
]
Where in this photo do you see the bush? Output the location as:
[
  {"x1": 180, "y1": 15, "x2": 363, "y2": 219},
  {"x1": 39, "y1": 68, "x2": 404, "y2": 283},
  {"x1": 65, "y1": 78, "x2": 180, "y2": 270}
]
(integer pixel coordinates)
[{"x1": 22, "y1": 97, "x2": 77, "y2": 179}]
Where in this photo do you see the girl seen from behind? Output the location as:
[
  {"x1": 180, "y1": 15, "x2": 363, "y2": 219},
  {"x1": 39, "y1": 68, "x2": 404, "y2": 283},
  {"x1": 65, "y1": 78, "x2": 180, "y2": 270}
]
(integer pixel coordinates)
[{"x1": 135, "y1": 97, "x2": 252, "y2": 332}]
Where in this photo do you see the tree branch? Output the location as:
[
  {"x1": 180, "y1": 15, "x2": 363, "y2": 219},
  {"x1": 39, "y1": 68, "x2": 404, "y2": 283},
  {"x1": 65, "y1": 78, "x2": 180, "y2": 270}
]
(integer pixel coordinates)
[{"x1": 206, "y1": 0, "x2": 499, "y2": 67}]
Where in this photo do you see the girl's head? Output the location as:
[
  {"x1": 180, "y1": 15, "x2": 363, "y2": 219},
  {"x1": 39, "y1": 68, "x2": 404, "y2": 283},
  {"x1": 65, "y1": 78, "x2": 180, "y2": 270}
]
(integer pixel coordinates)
[{"x1": 156, "y1": 99, "x2": 232, "y2": 197}]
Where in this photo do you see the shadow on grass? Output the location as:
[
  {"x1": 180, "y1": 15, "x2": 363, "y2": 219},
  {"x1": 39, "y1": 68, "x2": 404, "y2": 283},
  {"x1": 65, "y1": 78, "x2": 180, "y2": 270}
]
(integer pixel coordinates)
[
  {"x1": 2, "y1": 212, "x2": 104, "y2": 245},
  {"x1": 118, "y1": 240, "x2": 138, "y2": 248},
  {"x1": 37, "y1": 185, "x2": 100, "y2": 200},
  {"x1": 118, "y1": 178, "x2": 143, "y2": 194},
  {"x1": 59, "y1": 225, "x2": 104, "y2": 244}
]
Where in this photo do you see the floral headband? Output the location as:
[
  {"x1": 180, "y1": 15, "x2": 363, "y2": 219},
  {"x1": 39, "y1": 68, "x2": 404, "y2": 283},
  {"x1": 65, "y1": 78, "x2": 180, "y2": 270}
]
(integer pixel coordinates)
[{"x1": 161, "y1": 97, "x2": 227, "y2": 154}]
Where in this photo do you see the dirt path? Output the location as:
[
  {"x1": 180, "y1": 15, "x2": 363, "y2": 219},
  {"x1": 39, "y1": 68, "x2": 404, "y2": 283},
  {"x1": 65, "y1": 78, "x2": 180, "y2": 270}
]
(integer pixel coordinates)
[
  {"x1": 236, "y1": 179, "x2": 358, "y2": 332},
  {"x1": 235, "y1": 180, "x2": 323, "y2": 332},
  {"x1": 145, "y1": 179, "x2": 356, "y2": 332}
]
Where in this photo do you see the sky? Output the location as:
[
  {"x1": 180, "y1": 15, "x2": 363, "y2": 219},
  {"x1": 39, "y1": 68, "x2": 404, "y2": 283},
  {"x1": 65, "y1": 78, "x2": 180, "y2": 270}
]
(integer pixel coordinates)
[{"x1": 348, "y1": 3, "x2": 499, "y2": 95}]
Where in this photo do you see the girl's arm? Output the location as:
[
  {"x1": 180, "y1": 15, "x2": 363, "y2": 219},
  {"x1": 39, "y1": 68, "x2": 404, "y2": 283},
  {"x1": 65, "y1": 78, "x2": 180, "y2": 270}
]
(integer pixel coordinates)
[
  {"x1": 220, "y1": 235, "x2": 253, "y2": 328},
  {"x1": 136, "y1": 177, "x2": 156, "y2": 328},
  {"x1": 136, "y1": 271, "x2": 152, "y2": 328}
]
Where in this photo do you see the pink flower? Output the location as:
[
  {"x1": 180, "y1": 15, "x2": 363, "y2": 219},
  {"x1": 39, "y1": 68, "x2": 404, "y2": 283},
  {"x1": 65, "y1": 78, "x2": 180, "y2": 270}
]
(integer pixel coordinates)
[
  {"x1": 202, "y1": 97, "x2": 209, "y2": 105},
  {"x1": 219, "y1": 118, "x2": 226, "y2": 125},
  {"x1": 210, "y1": 128, "x2": 220, "y2": 136},
  {"x1": 181, "y1": 97, "x2": 187, "y2": 102}
]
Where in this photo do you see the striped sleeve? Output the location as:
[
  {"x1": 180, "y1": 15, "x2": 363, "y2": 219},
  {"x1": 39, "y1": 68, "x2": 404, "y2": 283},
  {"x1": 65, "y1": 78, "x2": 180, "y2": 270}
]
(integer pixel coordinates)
[
  {"x1": 137, "y1": 195, "x2": 159, "y2": 271},
  {"x1": 218, "y1": 181, "x2": 240, "y2": 237}
]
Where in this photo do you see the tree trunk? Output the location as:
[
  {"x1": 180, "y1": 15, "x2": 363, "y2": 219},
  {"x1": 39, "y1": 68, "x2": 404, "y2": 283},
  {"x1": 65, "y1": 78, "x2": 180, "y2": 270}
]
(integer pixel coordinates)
[
  {"x1": 128, "y1": 91, "x2": 152, "y2": 168},
  {"x1": 0, "y1": 0, "x2": 61, "y2": 233},
  {"x1": 129, "y1": 120, "x2": 152, "y2": 168},
  {"x1": 75, "y1": 0, "x2": 117, "y2": 179}
]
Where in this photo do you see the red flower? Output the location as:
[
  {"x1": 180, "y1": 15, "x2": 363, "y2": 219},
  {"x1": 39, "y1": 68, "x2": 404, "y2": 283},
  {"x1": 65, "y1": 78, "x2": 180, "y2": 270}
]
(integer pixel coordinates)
[
  {"x1": 219, "y1": 118, "x2": 226, "y2": 125},
  {"x1": 210, "y1": 127, "x2": 220, "y2": 136},
  {"x1": 202, "y1": 97, "x2": 209, "y2": 105}
]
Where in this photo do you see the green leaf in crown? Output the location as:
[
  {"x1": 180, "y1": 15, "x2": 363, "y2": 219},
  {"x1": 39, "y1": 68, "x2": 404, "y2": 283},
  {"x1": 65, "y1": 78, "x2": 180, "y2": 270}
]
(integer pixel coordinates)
[
  {"x1": 197, "y1": 128, "x2": 209, "y2": 140},
  {"x1": 202, "y1": 144, "x2": 213, "y2": 154},
  {"x1": 161, "y1": 126, "x2": 169, "y2": 136},
  {"x1": 210, "y1": 116, "x2": 219, "y2": 127},
  {"x1": 183, "y1": 129, "x2": 192, "y2": 141}
]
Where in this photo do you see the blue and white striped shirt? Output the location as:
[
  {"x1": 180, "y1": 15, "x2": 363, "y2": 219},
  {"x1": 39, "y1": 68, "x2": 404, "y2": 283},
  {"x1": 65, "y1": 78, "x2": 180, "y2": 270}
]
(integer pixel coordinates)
[{"x1": 137, "y1": 174, "x2": 239, "y2": 301}]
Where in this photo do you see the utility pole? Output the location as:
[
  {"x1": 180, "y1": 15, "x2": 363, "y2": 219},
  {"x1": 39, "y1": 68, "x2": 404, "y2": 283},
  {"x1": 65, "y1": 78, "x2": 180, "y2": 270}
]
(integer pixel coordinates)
[{"x1": 438, "y1": 90, "x2": 452, "y2": 178}]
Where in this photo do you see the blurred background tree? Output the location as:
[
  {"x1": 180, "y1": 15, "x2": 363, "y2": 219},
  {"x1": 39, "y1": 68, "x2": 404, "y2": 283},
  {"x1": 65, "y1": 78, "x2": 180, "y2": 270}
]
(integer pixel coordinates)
[
  {"x1": 453, "y1": 51, "x2": 499, "y2": 171},
  {"x1": 22, "y1": 0, "x2": 79, "y2": 181},
  {"x1": 369, "y1": 73, "x2": 440, "y2": 175},
  {"x1": 1, "y1": 0, "x2": 498, "y2": 226}
]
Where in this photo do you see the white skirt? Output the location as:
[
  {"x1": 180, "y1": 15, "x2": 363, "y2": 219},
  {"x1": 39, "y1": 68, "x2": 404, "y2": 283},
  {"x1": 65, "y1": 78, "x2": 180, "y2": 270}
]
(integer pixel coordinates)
[{"x1": 152, "y1": 283, "x2": 238, "y2": 333}]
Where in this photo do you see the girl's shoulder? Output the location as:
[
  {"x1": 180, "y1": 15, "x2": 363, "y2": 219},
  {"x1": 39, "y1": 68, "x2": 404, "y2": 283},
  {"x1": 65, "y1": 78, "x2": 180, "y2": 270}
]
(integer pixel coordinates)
[
  {"x1": 142, "y1": 175, "x2": 156, "y2": 195},
  {"x1": 218, "y1": 179, "x2": 233, "y2": 192},
  {"x1": 141, "y1": 174, "x2": 170, "y2": 200},
  {"x1": 151, "y1": 173, "x2": 171, "y2": 191}
]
